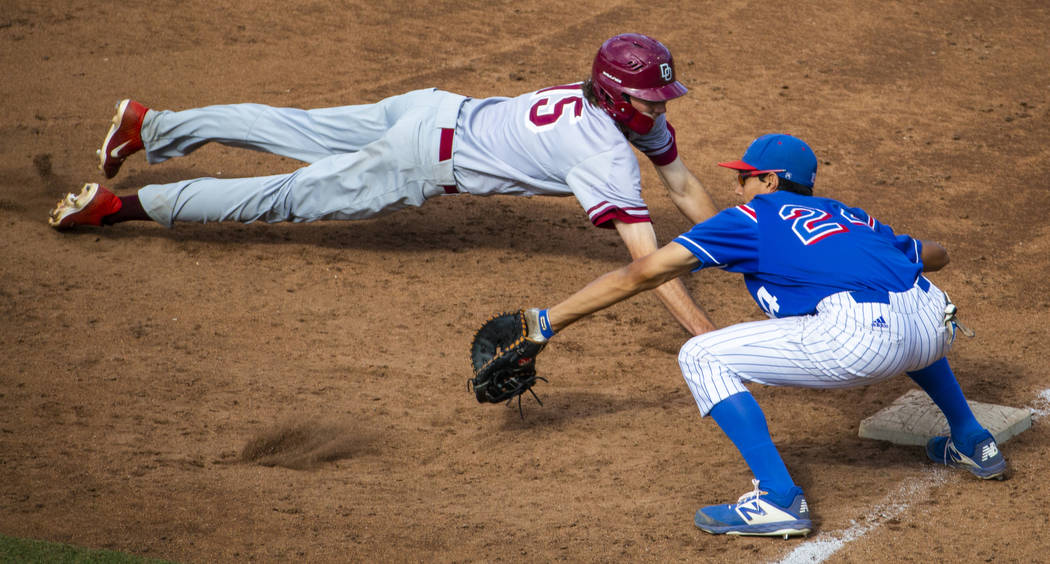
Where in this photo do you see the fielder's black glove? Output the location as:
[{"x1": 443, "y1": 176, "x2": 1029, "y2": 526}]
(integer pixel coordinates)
[{"x1": 468, "y1": 310, "x2": 548, "y2": 414}]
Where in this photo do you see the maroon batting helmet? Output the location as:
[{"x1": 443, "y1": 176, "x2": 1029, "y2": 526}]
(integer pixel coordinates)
[{"x1": 591, "y1": 33, "x2": 687, "y2": 133}]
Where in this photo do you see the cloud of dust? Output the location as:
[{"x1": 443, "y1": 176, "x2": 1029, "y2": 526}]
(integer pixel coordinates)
[{"x1": 240, "y1": 418, "x2": 367, "y2": 470}]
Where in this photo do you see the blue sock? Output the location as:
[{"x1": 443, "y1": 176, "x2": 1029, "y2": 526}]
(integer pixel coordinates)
[
  {"x1": 907, "y1": 358, "x2": 988, "y2": 453},
  {"x1": 709, "y1": 392, "x2": 797, "y2": 503}
]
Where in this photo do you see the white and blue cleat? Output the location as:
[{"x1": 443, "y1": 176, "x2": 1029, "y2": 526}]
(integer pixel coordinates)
[
  {"x1": 926, "y1": 433, "x2": 1006, "y2": 480},
  {"x1": 694, "y1": 480, "x2": 812, "y2": 539}
]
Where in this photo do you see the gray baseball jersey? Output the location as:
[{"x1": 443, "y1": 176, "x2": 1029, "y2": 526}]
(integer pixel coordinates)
[{"x1": 136, "y1": 85, "x2": 678, "y2": 228}]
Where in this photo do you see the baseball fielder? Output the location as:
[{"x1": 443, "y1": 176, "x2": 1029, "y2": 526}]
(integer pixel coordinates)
[
  {"x1": 516, "y1": 134, "x2": 1006, "y2": 537},
  {"x1": 48, "y1": 34, "x2": 716, "y2": 336}
]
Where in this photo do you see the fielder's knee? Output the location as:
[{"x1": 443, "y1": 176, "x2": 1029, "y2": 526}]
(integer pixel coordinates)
[{"x1": 678, "y1": 336, "x2": 747, "y2": 417}]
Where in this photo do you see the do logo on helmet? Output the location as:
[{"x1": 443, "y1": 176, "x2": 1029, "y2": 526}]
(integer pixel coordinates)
[{"x1": 660, "y1": 63, "x2": 672, "y2": 82}]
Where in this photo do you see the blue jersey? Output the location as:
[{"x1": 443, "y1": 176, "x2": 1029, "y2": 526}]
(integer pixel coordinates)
[{"x1": 672, "y1": 191, "x2": 924, "y2": 318}]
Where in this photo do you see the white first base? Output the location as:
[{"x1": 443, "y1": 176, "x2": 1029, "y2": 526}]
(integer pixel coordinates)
[{"x1": 858, "y1": 389, "x2": 1033, "y2": 446}]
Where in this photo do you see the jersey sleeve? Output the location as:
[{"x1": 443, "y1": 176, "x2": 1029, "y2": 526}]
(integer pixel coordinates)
[
  {"x1": 842, "y1": 204, "x2": 922, "y2": 263},
  {"x1": 672, "y1": 205, "x2": 760, "y2": 271},
  {"x1": 627, "y1": 116, "x2": 678, "y2": 166},
  {"x1": 566, "y1": 146, "x2": 649, "y2": 229}
]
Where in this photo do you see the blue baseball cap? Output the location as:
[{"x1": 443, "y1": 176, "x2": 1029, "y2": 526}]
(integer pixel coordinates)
[{"x1": 718, "y1": 133, "x2": 818, "y2": 188}]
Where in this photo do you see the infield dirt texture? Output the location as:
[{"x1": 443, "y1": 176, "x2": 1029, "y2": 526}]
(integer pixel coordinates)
[{"x1": 2, "y1": 1, "x2": 1049, "y2": 562}]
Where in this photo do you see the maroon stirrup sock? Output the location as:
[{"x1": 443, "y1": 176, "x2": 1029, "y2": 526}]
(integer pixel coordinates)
[{"x1": 102, "y1": 195, "x2": 151, "y2": 224}]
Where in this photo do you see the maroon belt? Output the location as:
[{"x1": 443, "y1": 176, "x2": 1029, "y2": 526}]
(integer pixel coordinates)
[{"x1": 439, "y1": 128, "x2": 458, "y2": 194}]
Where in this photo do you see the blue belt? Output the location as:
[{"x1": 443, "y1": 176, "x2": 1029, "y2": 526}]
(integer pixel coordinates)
[
  {"x1": 849, "y1": 289, "x2": 890, "y2": 304},
  {"x1": 850, "y1": 276, "x2": 930, "y2": 304}
]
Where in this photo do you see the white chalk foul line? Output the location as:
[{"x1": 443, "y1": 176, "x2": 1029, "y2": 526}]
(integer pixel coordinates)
[
  {"x1": 773, "y1": 387, "x2": 1050, "y2": 564},
  {"x1": 774, "y1": 467, "x2": 951, "y2": 564},
  {"x1": 1030, "y1": 389, "x2": 1050, "y2": 420}
]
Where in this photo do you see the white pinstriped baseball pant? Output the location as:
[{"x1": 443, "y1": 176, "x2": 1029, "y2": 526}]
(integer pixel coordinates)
[{"x1": 678, "y1": 279, "x2": 952, "y2": 416}]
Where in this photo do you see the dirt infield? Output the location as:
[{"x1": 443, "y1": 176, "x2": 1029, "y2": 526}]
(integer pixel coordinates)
[{"x1": 3, "y1": 1, "x2": 1049, "y2": 562}]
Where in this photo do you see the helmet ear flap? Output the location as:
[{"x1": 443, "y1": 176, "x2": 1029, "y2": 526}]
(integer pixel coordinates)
[{"x1": 605, "y1": 100, "x2": 655, "y2": 135}]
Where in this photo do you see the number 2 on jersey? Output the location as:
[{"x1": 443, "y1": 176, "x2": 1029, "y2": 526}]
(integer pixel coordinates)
[{"x1": 778, "y1": 204, "x2": 849, "y2": 245}]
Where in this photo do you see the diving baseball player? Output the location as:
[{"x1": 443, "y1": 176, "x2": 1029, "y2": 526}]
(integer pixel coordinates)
[
  {"x1": 48, "y1": 34, "x2": 716, "y2": 336},
  {"x1": 513, "y1": 133, "x2": 1006, "y2": 537}
]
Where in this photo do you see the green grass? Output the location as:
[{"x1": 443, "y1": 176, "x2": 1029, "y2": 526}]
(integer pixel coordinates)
[{"x1": 0, "y1": 534, "x2": 175, "y2": 563}]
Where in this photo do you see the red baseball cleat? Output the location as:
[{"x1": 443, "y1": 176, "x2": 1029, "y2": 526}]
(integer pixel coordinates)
[
  {"x1": 97, "y1": 99, "x2": 147, "y2": 179},
  {"x1": 48, "y1": 183, "x2": 122, "y2": 229}
]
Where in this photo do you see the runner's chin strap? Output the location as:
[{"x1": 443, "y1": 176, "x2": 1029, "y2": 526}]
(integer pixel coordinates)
[{"x1": 605, "y1": 101, "x2": 654, "y2": 134}]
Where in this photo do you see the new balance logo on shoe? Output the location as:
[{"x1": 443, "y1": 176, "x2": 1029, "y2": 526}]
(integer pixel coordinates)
[
  {"x1": 981, "y1": 442, "x2": 999, "y2": 462},
  {"x1": 737, "y1": 502, "x2": 767, "y2": 521},
  {"x1": 872, "y1": 316, "x2": 888, "y2": 329}
]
